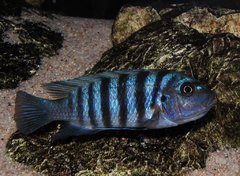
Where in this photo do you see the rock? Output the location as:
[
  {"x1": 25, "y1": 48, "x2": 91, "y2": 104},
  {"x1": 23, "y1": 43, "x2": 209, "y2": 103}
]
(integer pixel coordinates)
[
  {"x1": 88, "y1": 17, "x2": 240, "y2": 171},
  {"x1": 111, "y1": 6, "x2": 160, "y2": 45},
  {"x1": 112, "y1": 5, "x2": 240, "y2": 45},
  {"x1": 25, "y1": 0, "x2": 45, "y2": 7},
  {"x1": 189, "y1": 149, "x2": 240, "y2": 176},
  {"x1": 110, "y1": 4, "x2": 192, "y2": 45},
  {"x1": 176, "y1": 7, "x2": 240, "y2": 37}
]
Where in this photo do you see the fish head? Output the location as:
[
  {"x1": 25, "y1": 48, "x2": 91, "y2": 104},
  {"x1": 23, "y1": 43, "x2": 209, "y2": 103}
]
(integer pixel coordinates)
[{"x1": 158, "y1": 72, "x2": 217, "y2": 126}]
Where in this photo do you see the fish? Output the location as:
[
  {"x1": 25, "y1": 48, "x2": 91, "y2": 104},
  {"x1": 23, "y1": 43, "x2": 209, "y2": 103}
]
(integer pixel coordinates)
[{"x1": 14, "y1": 69, "x2": 217, "y2": 140}]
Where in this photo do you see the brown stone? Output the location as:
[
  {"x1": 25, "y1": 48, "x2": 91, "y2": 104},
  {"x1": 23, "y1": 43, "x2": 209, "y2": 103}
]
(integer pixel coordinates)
[
  {"x1": 111, "y1": 6, "x2": 160, "y2": 45},
  {"x1": 176, "y1": 7, "x2": 240, "y2": 37}
]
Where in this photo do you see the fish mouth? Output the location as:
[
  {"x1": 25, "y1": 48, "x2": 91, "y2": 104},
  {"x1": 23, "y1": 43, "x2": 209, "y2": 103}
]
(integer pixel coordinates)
[
  {"x1": 171, "y1": 93, "x2": 217, "y2": 125},
  {"x1": 172, "y1": 108, "x2": 211, "y2": 125},
  {"x1": 204, "y1": 92, "x2": 217, "y2": 108},
  {"x1": 166, "y1": 92, "x2": 217, "y2": 126},
  {"x1": 177, "y1": 94, "x2": 217, "y2": 125}
]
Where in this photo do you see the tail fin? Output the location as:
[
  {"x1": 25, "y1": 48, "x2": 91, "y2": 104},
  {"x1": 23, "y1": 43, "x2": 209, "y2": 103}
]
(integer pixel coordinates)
[{"x1": 14, "y1": 91, "x2": 53, "y2": 134}]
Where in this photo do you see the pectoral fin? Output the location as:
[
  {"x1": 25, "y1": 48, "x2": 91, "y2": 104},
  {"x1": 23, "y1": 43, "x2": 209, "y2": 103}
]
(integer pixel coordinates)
[{"x1": 144, "y1": 107, "x2": 178, "y2": 129}]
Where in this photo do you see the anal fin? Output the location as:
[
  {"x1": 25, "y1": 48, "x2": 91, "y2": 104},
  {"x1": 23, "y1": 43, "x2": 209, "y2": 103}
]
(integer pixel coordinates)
[{"x1": 52, "y1": 123, "x2": 101, "y2": 141}]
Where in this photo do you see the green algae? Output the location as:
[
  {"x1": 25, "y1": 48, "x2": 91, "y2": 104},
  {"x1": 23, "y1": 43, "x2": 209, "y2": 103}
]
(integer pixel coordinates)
[{"x1": 6, "y1": 10, "x2": 240, "y2": 176}]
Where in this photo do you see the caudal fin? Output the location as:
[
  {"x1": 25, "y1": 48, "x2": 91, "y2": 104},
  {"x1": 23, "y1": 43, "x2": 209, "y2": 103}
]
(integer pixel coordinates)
[{"x1": 14, "y1": 91, "x2": 52, "y2": 134}]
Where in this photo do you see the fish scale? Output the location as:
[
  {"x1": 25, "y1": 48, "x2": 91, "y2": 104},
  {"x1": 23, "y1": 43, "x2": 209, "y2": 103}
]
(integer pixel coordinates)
[
  {"x1": 91, "y1": 80, "x2": 103, "y2": 127},
  {"x1": 108, "y1": 77, "x2": 120, "y2": 127},
  {"x1": 81, "y1": 84, "x2": 90, "y2": 126},
  {"x1": 143, "y1": 72, "x2": 158, "y2": 121},
  {"x1": 125, "y1": 74, "x2": 138, "y2": 127},
  {"x1": 14, "y1": 69, "x2": 217, "y2": 140}
]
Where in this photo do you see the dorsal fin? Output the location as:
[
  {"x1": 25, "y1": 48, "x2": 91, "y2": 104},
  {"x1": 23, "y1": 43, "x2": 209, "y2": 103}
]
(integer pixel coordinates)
[{"x1": 42, "y1": 71, "x2": 133, "y2": 99}]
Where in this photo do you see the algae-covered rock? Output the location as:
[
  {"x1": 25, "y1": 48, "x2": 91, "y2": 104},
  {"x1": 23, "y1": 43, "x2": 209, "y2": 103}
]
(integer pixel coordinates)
[
  {"x1": 90, "y1": 18, "x2": 240, "y2": 144},
  {"x1": 112, "y1": 5, "x2": 240, "y2": 46},
  {"x1": 6, "y1": 8, "x2": 240, "y2": 176},
  {"x1": 0, "y1": 1, "x2": 63, "y2": 89}
]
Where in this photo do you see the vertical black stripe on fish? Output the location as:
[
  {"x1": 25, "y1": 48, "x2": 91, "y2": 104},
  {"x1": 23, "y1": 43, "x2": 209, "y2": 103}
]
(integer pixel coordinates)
[
  {"x1": 136, "y1": 70, "x2": 150, "y2": 125},
  {"x1": 77, "y1": 87, "x2": 84, "y2": 125},
  {"x1": 118, "y1": 73, "x2": 129, "y2": 127},
  {"x1": 88, "y1": 83, "x2": 97, "y2": 127},
  {"x1": 101, "y1": 77, "x2": 111, "y2": 127},
  {"x1": 151, "y1": 71, "x2": 169, "y2": 107}
]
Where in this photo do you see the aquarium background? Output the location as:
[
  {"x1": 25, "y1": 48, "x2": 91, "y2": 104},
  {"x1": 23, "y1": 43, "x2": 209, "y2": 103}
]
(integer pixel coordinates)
[{"x1": 41, "y1": 0, "x2": 240, "y2": 18}]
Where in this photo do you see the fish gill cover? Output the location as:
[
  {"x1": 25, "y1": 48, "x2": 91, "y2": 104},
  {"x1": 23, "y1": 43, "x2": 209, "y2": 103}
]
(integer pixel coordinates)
[
  {"x1": 0, "y1": 0, "x2": 63, "y2": 89},
  {"x1": 6, "y1": 4, "x2": 240, "y2": 176}
]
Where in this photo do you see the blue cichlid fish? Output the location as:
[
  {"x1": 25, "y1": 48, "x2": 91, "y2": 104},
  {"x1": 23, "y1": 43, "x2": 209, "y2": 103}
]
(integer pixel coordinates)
[{"x1": 14, "y1": 69, "x2": 216, "y2": 140}]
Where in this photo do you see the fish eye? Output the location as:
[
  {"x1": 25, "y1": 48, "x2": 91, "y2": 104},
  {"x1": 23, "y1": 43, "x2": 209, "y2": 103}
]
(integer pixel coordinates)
[{"x1": 180, "y1": 82, "x2": 195, "y2": 96}]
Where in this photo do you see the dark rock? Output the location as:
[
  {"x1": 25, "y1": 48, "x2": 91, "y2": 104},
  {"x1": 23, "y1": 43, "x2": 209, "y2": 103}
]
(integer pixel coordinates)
[
  {"x1": 25, "y1": 0, "x2": 45, "y2": 7},
  {"x1": 0, "y1": 0, "x2": 28, "y2": 16}
]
